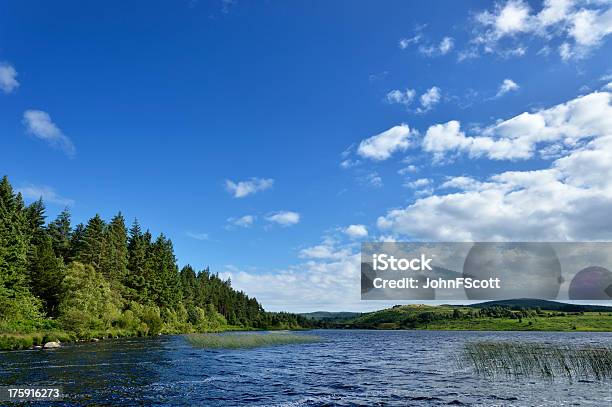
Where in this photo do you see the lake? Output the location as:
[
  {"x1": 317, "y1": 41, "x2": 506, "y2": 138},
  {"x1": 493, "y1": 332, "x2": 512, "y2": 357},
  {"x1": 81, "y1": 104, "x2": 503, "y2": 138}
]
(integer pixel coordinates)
[{"x1": 1, "y1": 330, "x2": 611, "y2": 406}]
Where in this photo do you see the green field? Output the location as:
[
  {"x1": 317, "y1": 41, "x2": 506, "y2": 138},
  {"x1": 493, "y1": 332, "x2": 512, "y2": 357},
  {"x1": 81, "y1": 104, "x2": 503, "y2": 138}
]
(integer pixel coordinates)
[{"x1": 347, "y1": 304, "x2": 612, "y2": 332}]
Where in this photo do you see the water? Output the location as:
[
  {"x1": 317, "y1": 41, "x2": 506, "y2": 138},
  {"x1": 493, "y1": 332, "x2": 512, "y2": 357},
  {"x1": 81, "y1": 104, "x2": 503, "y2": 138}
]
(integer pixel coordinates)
[{"x1": 1, "y1": 330, "x2": 611, "y2": 406}]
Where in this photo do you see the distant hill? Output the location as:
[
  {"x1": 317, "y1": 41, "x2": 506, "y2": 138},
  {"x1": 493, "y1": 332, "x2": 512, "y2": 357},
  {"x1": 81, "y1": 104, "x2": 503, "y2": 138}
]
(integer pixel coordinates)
[
  {"x1": 464, "y1": 299, "x2": 612, "y2": 312},
  {"x1": 299, "y1": 311, "x2": 362, "y2": 321},
  {"x1": 343, "y1": 300, "x2": 612, "y2": 332}
]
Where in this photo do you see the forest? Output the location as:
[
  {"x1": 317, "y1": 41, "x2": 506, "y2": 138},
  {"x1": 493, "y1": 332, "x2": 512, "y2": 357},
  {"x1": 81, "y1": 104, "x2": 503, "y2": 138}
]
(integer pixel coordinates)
[{"x1": 0, "y1": 176, "x2": 321, "y2": 349}]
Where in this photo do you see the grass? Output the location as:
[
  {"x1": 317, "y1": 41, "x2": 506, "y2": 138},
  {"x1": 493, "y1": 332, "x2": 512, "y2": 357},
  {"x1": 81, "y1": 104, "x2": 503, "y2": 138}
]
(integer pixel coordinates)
[
  {"x1": 463, "y1": 341, "x2": 612, "y2": 381},
  {"x1": 185, "y1": 332, "x2": 321, "y2": 349},
  {"x1": 349, "y1": 306, "x2": 612, "y2": 332}
]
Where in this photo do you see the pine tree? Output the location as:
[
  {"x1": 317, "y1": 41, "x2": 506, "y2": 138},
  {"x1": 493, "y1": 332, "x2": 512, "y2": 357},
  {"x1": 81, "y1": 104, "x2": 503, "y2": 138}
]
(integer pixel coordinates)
[
  {"x1": 0, "y1": 176, "x2": 42, "y2": 322},
  {"x1": 0, "y1": 177, "x2": 29, "y2": 290},
  {"x1": 125, "y1": 220, "x2": 149, "y2": 303},
  {"x1": 104, "y1": 212, "x2": 128, "y2": 284},
  {"x1": 30, "y1": 234, "x2": 65, "y2": 317},
  {"x1": 75, "y1": 215, "x2": 106, "y2": 273},
  {"x1": 47, "y1": 208, "x2": 72, "y2": 262},
  {"x1": 69, "y1": 223, "x2": 86, "y2": 261}
]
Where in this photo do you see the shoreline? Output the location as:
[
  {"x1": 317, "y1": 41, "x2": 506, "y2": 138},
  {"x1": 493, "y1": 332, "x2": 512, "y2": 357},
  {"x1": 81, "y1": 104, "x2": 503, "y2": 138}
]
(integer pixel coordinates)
[{"x1": 3, "y1": 325, "x2": 612, "y2": 352}]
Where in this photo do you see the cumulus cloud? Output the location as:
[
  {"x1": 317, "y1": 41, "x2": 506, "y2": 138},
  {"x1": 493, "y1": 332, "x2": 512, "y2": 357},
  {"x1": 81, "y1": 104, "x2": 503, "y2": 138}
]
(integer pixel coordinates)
[
  {"x1": 23, "y1": 110, "x2": 76, "y2": 156},
  {"x1": 496, "y1": 78, "x2": 520, "y2": 97},
  {"x1": 219, "y1": 251, "x2": 363, "y2": 312},
  {"x1": 378, "y1": 89, "x2": 612, "y2": 241},
  {"x1": 344, "y1": 224, "x2": 368, "y2": 238},
  {"x1": 417, "y1": 87, "x2": 441, "y2": 113},
  {"x1": 471, "y1": 0, "x2": 612, "y2": 60},
  {"x1": 422, "y1": 91, "x2": 612, "y2": 161},
  {"x1": 385, "y1": 88, "x2": 416, "y2": 107},
  {"x1": 356, "y1": 124, "x2": 412, "y2": 161},
  {"x1": 299, "y1": 238, "x2": 352, "y2": 259},
  {"x1": 266, "y1": 211, "x2": 300, "y2": 227},
  {"x1": 0, "y1": 63, "x2": 19, "y2": 93},
  {"x1": 227, "y1": 214, "x2": 255, "y2": 228},
  {"x1": 405, "y1": 178, "x2": 431, "y2": 189},
  {"x1": 419, "y1": 37, "x2": 455, "y2": 56},
  {"x1": 17, "y1": 185, "x2": 74, "y2": 206},
  {"x1": 386, "y1": 87, "x2": 442, "y2": 113},
  {"x1": 398, "y1": 165, "x2": 418, "y2": 175},
  {"x1": 225, "y1": 177, "x2": 273, "y2": 198},
  {"x1": 404, "y1": 178, "x2": 434, "y2": 196}
]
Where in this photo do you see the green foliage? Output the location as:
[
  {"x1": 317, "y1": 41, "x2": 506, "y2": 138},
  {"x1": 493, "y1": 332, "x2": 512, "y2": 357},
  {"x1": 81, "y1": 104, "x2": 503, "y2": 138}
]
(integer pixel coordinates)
[
  {"x1": 0, "y1": 175, "x2": 321, "y2": 350},
  {"x1": 29, "y1": 234, "x2": 65, "y2": 316},
  {"x1": 348, "y1": 304, "x2": 612, "y2": 331},
  {"x1": 0, "y1": 176, "x2": 44, "y2": 325},
  {"x1": 58, "y1": 262, "x2": 122, "y2": 335}
]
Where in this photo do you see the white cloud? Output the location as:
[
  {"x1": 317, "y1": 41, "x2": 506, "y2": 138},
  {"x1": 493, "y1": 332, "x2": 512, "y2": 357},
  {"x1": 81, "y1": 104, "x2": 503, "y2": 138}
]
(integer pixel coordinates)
[
  {"x1": 439, "y1": 36, "x2": 455, "y2": 54},
  {"x1": 219, "y1": 251, "x2": 364, "y2": 312},
  {"x1": 385, "y1": 88, "x2": 416, "y2": 107},
  {"x1": 0, "y1": 63, "x2": 19, "y2": 93},
  {"x1": 225, "y1": 177, "x2": 273, "y2": 198},
  {"x1": 399, "y1": 35, "x2": 421, "y2": 49},
  {"x1": 559, "y1": 42, "x2": 573, "y2": 60},
  {"x1": 17, "y1": 185, "x2": 74, "y2": 206},
  {"x1": 417, "y1": 87, "x2": 441, "y2": 113},
  {"x1": 340, "y1": 159, "x2": 360, "y2": 169},
  {"x1": 299, "y1": 239, "x2": 351, "y2": 259},
  {"x1": 266, "y1": 211, "x2": 300, "y2": 227},
  {"x1": 496, "y1": 78, "x2": 520, "y2": 97},
  {"x1": 472, "y1": 0, "x2": 612, "y2": 60},
  {"x1": 378, "y1": 89, "x2": 612, "y2": 241},
  {"x1": 404, "y1": 178, "x2": 434, "y2": 196},
  {"x1": 419, "y1": 36, "x2": 455, "y2": 57},
  {"x1": 422, "y1": 91, "x2": 612, "y2": 161},
  {"x1": 603, "y1": 82, "x2": 612, "y2": 91},
  {"x1": 23, "y1": 110, "x2": 76, "y2": 156},
  {"x1": 220, "y1": 239, "x2": 410, "y2": 312},
  {"x1": 227, "y1": 214, "x2": 255, "y2": 228},
  {"x1": 398, "y1": 165, "x2": 418, "y2": 175},
  {"x1": 186, "y1": 232, "x2": 210, "y2": 241},
  {"x1": 344, "y1": 224, "x2": 368, "y2": 238},
  {"x1": 480, "y1": 0, "x2": 531, "y2": 36},
  {"x1": 359, "y1": 172, "x2": 383, "y2": 188},
  {"x1": 356, "y1": 124, "x2": 412, "y2": 161},
  {"x1": 405, "y1": 178, "x2": 431, "y2": 189}
]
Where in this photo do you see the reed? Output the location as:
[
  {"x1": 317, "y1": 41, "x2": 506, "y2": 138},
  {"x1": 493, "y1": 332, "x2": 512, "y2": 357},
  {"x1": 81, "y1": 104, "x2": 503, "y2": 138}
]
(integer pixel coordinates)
[
  {"x1": 185, "y1": 332, "x2": 321, "y2": 349},
  {"x1": 463, "y1": 341, "x2": 612, "y2": 381}
]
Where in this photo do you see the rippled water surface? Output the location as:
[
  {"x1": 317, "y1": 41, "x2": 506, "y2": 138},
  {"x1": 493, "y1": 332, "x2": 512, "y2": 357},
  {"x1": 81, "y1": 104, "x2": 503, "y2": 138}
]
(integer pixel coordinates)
[{"x1": 1, "y1": 330, "x2": 611, "y2": 406}]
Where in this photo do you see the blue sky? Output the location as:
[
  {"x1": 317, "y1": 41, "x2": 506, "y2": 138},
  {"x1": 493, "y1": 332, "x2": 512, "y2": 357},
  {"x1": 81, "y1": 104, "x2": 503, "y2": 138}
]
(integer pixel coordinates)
[{"x1": 2, "y1": 1, "x2": 612, "y2": 311}]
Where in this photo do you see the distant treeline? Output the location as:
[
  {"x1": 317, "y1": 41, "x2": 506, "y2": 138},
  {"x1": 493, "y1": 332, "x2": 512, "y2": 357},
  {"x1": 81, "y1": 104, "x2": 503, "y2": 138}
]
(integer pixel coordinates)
[{"x1": 0, "y1": 175, "x2": 321, "y2": 344}]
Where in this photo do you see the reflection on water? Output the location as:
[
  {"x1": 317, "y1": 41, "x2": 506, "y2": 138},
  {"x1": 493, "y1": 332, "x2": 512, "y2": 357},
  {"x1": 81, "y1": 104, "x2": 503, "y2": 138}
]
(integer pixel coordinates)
[{"x1": 1, "y1": 330, "x2": 611, "y2": 406}]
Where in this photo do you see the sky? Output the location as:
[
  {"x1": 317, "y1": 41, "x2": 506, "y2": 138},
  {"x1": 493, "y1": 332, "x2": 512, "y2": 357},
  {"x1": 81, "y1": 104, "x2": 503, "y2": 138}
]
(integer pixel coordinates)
[{"x1": 1, "y1": 0, "x2": 612, "y2": 312}]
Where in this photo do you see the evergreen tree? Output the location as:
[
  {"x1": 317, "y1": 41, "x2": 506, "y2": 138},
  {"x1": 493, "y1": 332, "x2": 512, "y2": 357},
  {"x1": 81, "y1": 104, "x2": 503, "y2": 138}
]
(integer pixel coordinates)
[
  {"x1": 0, "y1": 175, "x2": 320, "y2": 341},
  {"x1": 47, "y1": 208, "x2": 72, "y2": 262},
  {"x1": 0, "y1": 177, "x2": 42, "y2": 322},
  {"x1": 104, "y1": 212, "x2": 128, "y2": 285},
  {"x1": 69, "y1": 223, "x2": 86, "y2": 262},
  {"x1": 125, "y1": 220, "x2": 149, "y2": 303},
  {"x1": 29, "y1": 235, "x2": 65, "y2": 317},
  {"x1": 75, "y1": 215, "x2": 106, "y2": 273}
]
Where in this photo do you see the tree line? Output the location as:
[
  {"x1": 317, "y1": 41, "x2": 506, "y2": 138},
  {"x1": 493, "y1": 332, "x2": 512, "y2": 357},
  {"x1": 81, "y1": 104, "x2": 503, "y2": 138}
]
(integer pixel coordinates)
[{"x1": 0, "y1": 175, "x2": 321, "y2": 341}]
